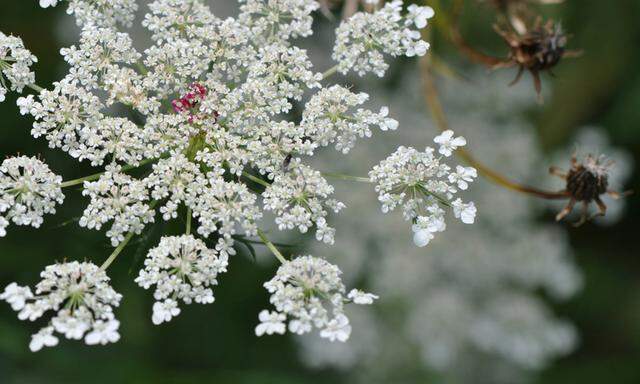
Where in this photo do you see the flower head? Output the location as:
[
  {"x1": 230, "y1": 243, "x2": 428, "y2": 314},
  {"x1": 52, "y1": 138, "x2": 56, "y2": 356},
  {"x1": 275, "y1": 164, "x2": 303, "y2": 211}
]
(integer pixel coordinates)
[
  {"x1": 136, "y1": 235, "x2": 228, "y2": 324},
  {"x1": 0, "y1": 156, "x2": 64, "y2": 236},
  {"x1": 80, "y1": 165, "x2": 155, "y2": 246},
  {"x1": 301, "y1": 85, "x2": 398, "y2": 154},
  {"x1": 0, "y1": 262, "x2": 122, "y2": 351},
  {"x1": 551, "y1": 152, "x2": 626, "y2": 226},
  {"x1": 333, "y1": 0, "x2": 432, "y2": 77},
  {"x1": 263, "y1": 163, "x2": 345, "y2": 244},
  {"x1": 0, "y1": 32, "x2": 37, "y2": 102},
  {"x1": 256, "y1": 255, "x2": 376, "y2": 342},
  {"x1": 3, "y1": 0, "x2": 440, "y2": 349},
  {"x1": 369, "y1": 135, "x2": 477, "y2": 247}
]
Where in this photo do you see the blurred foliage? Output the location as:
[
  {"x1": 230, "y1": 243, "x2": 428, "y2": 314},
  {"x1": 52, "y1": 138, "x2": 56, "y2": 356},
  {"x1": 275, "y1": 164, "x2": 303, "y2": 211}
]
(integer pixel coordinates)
[{"x1": 0, "y1": 1, "x2": 639, "y2": 383}]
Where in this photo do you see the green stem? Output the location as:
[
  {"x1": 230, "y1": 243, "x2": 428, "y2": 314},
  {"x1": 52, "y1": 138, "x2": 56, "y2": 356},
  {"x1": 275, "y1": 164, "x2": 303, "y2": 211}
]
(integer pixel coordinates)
[
  {"x1": 322, "y1": 172, "x2": 371, "y2": 183},
  {"x1": 322, "y1": 65, "x2": 339, "y2": 80},
  {"x1": 100, "y1": 200, "x2": 158, "y2": 270},
  {"x1": 242, "y1": 171, "x2": 271, "y2": 188},
  {"x1": 100, "y1": 232, "x2": 135, "y2": 270},
  {"x1": 185, "y1": 207, "x2": 192, "y2": 235},
  {"x1": 60, "y1": 157, "x2": 158, "y2": 189},
  {"x1": 135, "y1": 61, "x2": 149, "y2": 75},
  {"x1": 27, "y1": 83, "x2": 44, "y2": 93},
  {"x1": 257, "y1": 229, "x2": 287, "y2": 264}
]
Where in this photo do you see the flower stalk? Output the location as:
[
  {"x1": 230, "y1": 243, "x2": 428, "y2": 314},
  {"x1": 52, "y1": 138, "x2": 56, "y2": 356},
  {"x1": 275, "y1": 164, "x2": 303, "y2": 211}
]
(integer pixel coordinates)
[
  {"x1": 322, "y1": 172, "x2": 371, "y2": 183},
  {"x1": 100, "y1": 231, "x2": 135, "y2": 271},
  {"x1": 60, "y1": 157, "x2": 158, "y2": 189},
  {"x1": 257, "y1": 229, "x2": 287, "y2": 264}
]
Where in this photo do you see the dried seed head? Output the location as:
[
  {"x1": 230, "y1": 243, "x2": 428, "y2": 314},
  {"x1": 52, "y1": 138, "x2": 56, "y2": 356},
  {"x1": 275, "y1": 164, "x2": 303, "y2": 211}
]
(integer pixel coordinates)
[
  {"x1": 497, "y1": 19, "x2": 567, "y2": 71},
  {"x1": 494, "y1": 19, "x2": 575, "y2": 95},
  {"x1": 565, "y1": 155, "x2": 610, "y2": 202},
  {"x1": 551, "y1": 153, "x2": 623, "y2": 226}
]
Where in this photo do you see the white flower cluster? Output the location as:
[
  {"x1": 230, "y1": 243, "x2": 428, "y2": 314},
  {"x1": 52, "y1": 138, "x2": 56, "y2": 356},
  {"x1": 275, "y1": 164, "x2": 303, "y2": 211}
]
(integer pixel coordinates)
[
  {"x1": 135, "y1": 235, "x2": 228, "y2": 324},
  {"x1": 0, "y1": 31, "x2": 37, "y2": 102},
  {"x1": 0, "y1": 156, "x2": 64, "y2": 237},
  {"x1": 370, "y1": 131, "x2": 477, "y2": 247},
  {"x1": 333, "y1": 1, "x2": 434, "y2": 77},
  {"x1": 301, "y1": 85, "x2": 399, "y2": 154},
  {"x1": 256, "y1": 255, "x2": 377, "y2": 342},
  {"x1": 43, "y1": 0, "x2": 138, "y2": 28},
  {"x1": 0, "y1": 261, "x2": 122, "y2": 351},
  {"x1": 1, "y1": 0, "x2": 438, "y2": 351},
  {"x1": 238, "y1": 0, "x2": 320, "y2": 43},
  {"x1": 263, "y1": 162, "x2": 345, "y2": 244},
  {"x1": 80, "y1": 165, "x2": 155, "y2": 246}
]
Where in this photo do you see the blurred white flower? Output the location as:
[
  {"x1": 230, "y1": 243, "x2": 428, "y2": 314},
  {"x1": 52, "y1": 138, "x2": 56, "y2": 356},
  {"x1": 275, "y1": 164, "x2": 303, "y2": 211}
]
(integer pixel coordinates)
[{"x1": 296, "y1": 71, "x2": 582, "y2": 382}]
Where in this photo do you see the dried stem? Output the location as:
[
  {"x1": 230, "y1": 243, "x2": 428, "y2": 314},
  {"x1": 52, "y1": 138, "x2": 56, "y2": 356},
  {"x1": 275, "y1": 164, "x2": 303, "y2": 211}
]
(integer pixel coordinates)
[
  {"x1": 445, "y1": 0, "x2": 511, "y2": 68},
  {"x1": 418, "y1": 44, "x2": 567, "y2": 200}
]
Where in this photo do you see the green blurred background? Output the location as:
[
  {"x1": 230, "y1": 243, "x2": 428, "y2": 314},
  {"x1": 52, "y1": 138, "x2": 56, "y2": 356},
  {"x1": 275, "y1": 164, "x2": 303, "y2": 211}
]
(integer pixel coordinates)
[{"x1": 1, "y1": 1, "x2": 639, "y2": 383}]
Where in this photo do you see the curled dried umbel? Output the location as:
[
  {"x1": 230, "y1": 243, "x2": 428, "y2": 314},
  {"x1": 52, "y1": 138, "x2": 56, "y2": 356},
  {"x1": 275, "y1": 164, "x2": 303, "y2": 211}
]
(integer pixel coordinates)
[
  {"x1": 550, "y1": 153, "x2": 627, "y2": 226},
  {"x1": 494, "y1": 18, "x2": 579, "y2": 96},
  {"x1": 451, "y1": 0, "x2": 579, "y2": 98},
  {"x1": 482, "y1": 1, "x2": 563, "y2": 35}
]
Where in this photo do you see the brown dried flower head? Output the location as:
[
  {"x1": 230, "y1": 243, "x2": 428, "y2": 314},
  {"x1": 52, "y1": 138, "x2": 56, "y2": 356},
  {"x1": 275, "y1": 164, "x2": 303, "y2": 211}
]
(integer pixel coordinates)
[
  {"x1": 495, "y1": 19, "x2": 573, "y2": 95},
  {"x1": 551, "y1": 153, "x2": 625, "y2": 226}
]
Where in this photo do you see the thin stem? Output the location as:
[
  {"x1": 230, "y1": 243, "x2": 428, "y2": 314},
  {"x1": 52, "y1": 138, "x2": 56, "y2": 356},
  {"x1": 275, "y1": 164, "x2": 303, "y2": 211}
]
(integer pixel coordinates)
[
  {"x1": 322, "y1": 172, "x2": 371, "y2": 183},
  {"x1": 100, "y1": 200, "x2": 158, "y2": 270},
  {"x1": 242, "y1": 171, "x2": 271, "y2": 188},
  {"x1": 100, "y1": 232, "x2": 135, "y2": 270},
  {"x1": 27, "y1": 83, "x2": 44, "y2": 93},
  {"x1": 257, "y1": 229, "x2": 287, "y2": 264},
  {"x1": 185, "y1": 207, "x2": 192, "y2": 235},
  {"x1": 135, "y1": 61, "x2": 149, "y2": 75},
  {"x1": 418, "y1": 38, "x2": 568, "y2": 200},
  {"x1": 322, "y1": 65, "x2": 339, "y2": 80},
  {"x1": 60, "y1": 157, "x2": 158, "y2": 189}
]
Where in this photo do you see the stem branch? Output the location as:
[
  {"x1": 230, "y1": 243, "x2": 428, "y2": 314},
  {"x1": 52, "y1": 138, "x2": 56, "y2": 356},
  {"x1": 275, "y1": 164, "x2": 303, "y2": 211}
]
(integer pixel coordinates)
[
  {"x1": 100, "y1": 200, "x2": 158, "y2": 270},
  {"x1": 100, "y1": 232, "x2": 135, "y2": 270},
  {"x1": 242, "y1": 171, "x2": 271, "y2": 188},
  {"x1": 322, "y1": 172, "x2": 371, "y2": 183},
  {"x1": 322, "y1": 65, "x2": 339, "y2": 80},
  {"x1": 60, "y1": 157, "x2": 158, "y2": 189},
  {"x1": 185, "y1": 207, "x2": 192, "y2": 235},
  {"x1": 257, "y1": 229, "x2": 287, "y2": 264},
  {"x1": 27, "y1": 83, "x2": 44, "y2": 93}
]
